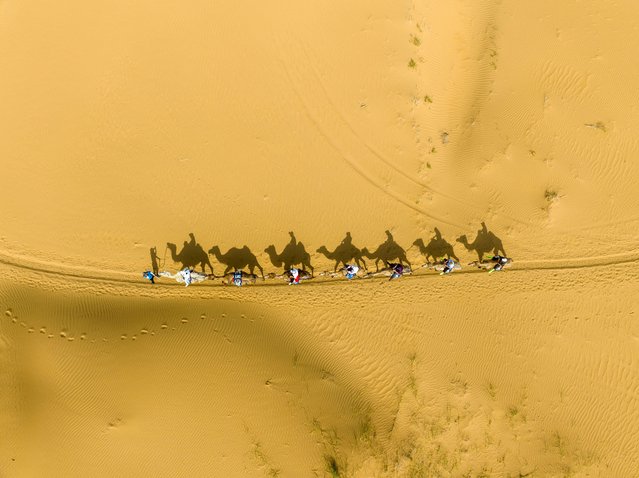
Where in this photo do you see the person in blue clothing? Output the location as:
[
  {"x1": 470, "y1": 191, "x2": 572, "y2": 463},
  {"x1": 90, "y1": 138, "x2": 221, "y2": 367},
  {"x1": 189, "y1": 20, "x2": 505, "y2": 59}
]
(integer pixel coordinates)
[
  {"x1": 232, "y1": 270, "x2": 243, "y2": 287},
  {"x1": 142, "y1": 271, "x2": 157, "y2": 284}
]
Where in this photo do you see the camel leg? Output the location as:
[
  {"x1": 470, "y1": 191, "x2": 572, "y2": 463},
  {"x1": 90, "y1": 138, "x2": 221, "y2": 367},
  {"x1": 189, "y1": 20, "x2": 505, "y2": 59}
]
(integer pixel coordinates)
[{"x1": 251, "y1": 260, "x2": 263, "y2": 278}]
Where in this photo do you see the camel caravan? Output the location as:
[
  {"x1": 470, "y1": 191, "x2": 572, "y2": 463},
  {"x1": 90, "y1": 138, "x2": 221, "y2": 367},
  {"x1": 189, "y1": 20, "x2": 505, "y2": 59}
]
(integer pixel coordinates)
[{"x1": 143, "y1": 228, "x2": 513, "y2": 287}]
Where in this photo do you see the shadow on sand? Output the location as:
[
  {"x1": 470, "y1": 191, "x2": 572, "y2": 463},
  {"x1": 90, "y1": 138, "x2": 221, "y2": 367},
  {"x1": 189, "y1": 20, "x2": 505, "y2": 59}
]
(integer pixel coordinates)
[
  {"x1": 166, "y1": 233, "x2": 215, "y2": 274},
  {"x1": 208, "y1": 245, "x2": 264, "y2": 277},
  {"x1": 149, "y1": 247, "x2": 161, "y2": 275},
  {"x1": 361, "y1": 230, "x2": 411, "y2": 271},
  {"x1": 413, "y1": 227, "x2": 459, "y2": 262},
  {"x1": 264, "y1": 231, "x2": 314, "y2": 275},
  {"x1": 456, "y1": 222, "x2": 506, "y2": 261},
  {"x1": 316, "y1": 232, "x2": 367, "y2": 271}
]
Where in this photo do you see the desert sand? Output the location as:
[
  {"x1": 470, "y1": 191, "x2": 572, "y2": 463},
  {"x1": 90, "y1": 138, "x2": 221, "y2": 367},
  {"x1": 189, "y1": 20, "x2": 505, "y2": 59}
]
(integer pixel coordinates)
[{"x1": 1, "y1": 0, "x2": 639, "y2": 476}]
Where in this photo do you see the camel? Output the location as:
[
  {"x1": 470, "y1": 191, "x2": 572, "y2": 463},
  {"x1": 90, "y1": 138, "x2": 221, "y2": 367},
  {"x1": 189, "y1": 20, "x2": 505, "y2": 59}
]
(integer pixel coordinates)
[
  {"x1": 273, "y1": 269, "x2": 313, "y2": 284},
  {"x1": 167, "y1": 234, "x2": 214, "y2": 274},
  {"x1": 412, "y1": 228, "x2": 459, "y2": 262},
  {"x1": 361, "y1": 231, "x2": 411, "y2": 271},
  {"x1": 318, "y1": 264, "x2": 363, "y2": 279},
  {"x1": 158, "y1": 269, "x2": 211, "y2": 286},
  {"x1": 216, "y1": 270, "x2": 261, "y2": 286},
  {"x1": 421, "y1": 259, "x2": 462, "y2": 274},
  {"x1": 208, "y1": 245, "x2": 264, "y2": 277},
  {"x1": 265, "y1": 269, "x2": 314, "y2": 284},
  {"x1": 456, "y1": 223, "x2": 506, "y2": 261},
  {"x1": 468, "y1": 257, "x2": 513, "y2": 271},
  {"x1": 365, "y1": 263, "x2": 412, "y2": 280},
  {"x1": 264, "y1": 233, "x2": 314, "y2": 275}
]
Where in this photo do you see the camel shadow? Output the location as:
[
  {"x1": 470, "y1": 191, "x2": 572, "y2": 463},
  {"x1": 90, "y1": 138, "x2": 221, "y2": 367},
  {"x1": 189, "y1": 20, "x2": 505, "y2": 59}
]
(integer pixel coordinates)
[
  {"x1": 413, "y1": 227, "x2": 459, "y2": 262},
  {"x1": 456, "y1": 222, "x2": 506, "y2": 261},
  {"x1": 264, "y1": 231, "x2": 314, "y2": 275},
  {"x1": 166, "y1": 232, "x2": 215, "y2": 274},
  {"x1": 317, "y1": 232, "x2": 367, "y2": 272},
  {"x1": 208, "y1": 244, "x2": 264, "y2": 277},
  {"x1": 361, "y1": 230, "x2": 411, "y2": 271}
]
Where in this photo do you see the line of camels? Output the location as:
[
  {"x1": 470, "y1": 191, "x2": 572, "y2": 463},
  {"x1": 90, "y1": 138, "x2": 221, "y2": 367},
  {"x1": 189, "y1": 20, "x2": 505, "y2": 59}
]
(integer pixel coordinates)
[{"x1": 151, "y1": 223, "x2": 508, "y2": 284}]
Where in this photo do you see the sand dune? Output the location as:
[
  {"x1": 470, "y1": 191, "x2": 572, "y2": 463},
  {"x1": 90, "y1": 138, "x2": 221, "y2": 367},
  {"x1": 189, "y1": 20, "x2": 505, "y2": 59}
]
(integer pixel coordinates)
[
  {"x1": 2, "y1": 260, "x2": 638, "y2": 476},
  {"x1": 1, "y1": 0, "x2": 639, "y2": 476}
]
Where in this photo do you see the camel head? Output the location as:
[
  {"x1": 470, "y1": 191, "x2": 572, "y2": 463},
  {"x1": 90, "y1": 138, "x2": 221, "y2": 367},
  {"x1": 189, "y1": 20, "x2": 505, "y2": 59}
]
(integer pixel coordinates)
[
  {"x1": 264, "y1": 245, "x2": 283, "y2": 267},
  {"x1": 166, "y1": 243, "x2": 180, "y2": 262},
  {"x1": 316, "y1": 245, "x2": 328, "y2": 254},
  {"x1": 208, "y1": 245, "x2": 220, "y2": 256},
  {"x1": 412, "y1": 238, "x2": 425, "y2": 248},
  {"x1": 456, "y1": 235, "x2": 469, "y2": 248}
]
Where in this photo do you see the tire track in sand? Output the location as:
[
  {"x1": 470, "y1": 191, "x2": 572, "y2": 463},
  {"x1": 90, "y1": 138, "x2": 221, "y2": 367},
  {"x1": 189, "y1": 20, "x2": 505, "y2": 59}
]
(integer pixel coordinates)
[{"x1": 275, "y1": 34, "x2": 468, "y2": 229}]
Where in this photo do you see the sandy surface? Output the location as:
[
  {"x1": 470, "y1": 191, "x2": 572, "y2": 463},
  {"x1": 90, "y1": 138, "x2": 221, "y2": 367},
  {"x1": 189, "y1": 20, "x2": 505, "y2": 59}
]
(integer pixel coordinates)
[{"x1": 1, "y1": 0, "x2": 639, "y2": 476}]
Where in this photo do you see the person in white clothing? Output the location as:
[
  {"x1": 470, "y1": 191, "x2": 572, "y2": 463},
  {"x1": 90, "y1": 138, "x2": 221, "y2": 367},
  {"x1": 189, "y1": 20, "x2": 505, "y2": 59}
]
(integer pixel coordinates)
[
  {"x1": 344, "y1": 264, "x2": 359, "y2": 280},
  {"x1": 179, "y1": 268, "x2": 193, "y2": 287},
  {"x1": 288, "y1": 268, "x2": 300, "y2": 285}
]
